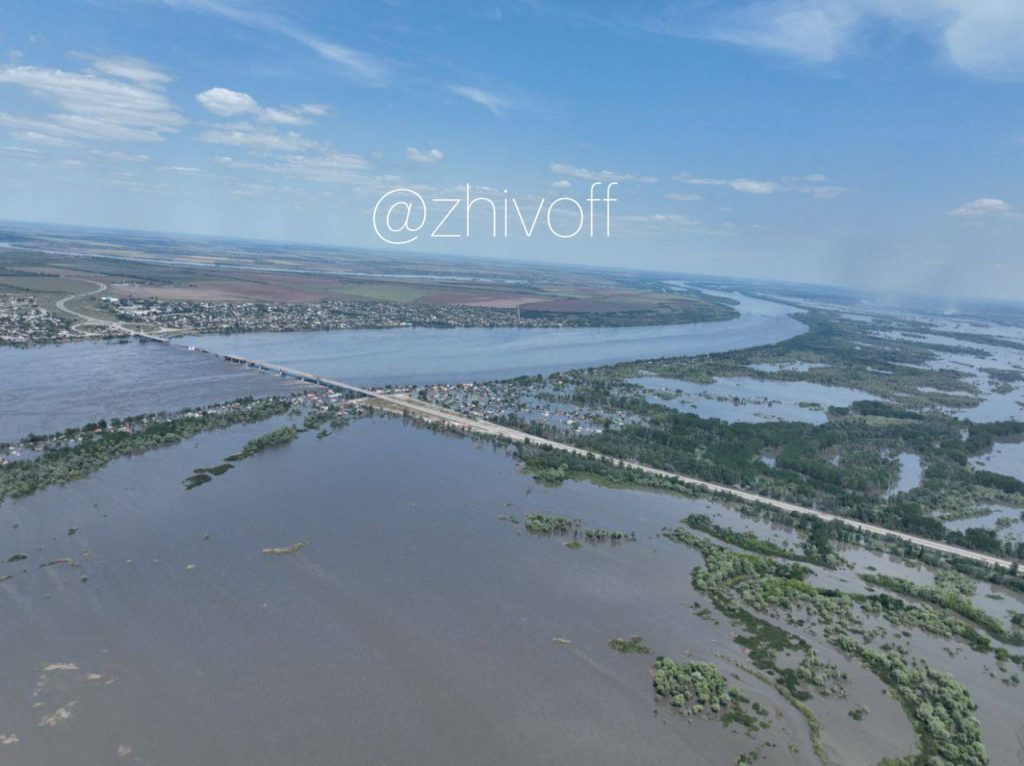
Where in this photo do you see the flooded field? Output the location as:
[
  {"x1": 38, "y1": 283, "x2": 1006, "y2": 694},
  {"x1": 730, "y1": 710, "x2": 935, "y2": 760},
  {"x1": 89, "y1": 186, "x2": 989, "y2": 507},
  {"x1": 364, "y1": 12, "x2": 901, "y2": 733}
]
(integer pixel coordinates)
[
  {"x1": 2, "y1": 416, "x2": 1021, "y2": 764},
  {"x1": 886, "y1": 452, "x2": 923, "y2": 497},
  {"x1": 0, "y1": 416, "x2": 824, "y2": 765},
  {"x1": 945, "y1": 505, "x2": 1023, "y2": 538},
  {"x1": 4, "y1": 290, "x2": 1024, "y2": 765},
  {"x1": 972, "y1": 441, "x2": 1024, "y2": 483},
  {"x1": 630, "y1": 375, "x2": 876, "y2": 424}
]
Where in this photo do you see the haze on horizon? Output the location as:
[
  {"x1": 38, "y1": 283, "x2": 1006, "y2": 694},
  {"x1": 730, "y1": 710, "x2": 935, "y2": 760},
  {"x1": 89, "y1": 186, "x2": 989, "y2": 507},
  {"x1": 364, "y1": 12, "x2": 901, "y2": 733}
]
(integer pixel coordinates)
[{"x1": 1, "y1": 0, "x2": 1022, "y2": 301}]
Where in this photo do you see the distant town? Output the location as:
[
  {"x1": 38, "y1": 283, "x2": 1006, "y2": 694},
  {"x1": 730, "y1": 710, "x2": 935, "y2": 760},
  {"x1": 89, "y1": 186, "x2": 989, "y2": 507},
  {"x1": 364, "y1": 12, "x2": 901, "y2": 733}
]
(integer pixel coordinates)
[{"x1": 0, "y1": 295, "x2": 73, "y2": 345}]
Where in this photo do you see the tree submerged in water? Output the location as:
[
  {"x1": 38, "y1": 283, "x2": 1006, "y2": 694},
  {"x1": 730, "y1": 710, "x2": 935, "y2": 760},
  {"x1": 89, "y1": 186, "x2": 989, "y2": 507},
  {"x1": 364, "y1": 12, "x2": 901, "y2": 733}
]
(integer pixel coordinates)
[
  {"x1": 609, "y1": 635, "x2": 651, "y2": 654},
  {"x1": 653, "y1": 658, "x2": 733, "y2": 715}
]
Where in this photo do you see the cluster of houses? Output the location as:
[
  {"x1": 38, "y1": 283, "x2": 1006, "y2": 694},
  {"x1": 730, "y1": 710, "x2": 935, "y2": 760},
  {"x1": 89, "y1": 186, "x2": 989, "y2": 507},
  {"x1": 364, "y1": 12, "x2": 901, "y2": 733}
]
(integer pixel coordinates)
[{"x1": 0, "y1": 295, "x2": 73, "y2": 345}]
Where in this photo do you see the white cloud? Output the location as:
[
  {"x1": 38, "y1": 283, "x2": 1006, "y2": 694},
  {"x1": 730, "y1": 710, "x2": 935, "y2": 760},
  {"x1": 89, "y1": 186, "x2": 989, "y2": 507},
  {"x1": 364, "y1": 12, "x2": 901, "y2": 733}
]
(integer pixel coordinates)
[
  {"x1": 90, "y1": 56, "x2": 172, "y2": 86},
  {"x1": 196, "y1": 87, "x2": 328, "y2": 125},
  {"x1": 298, "y1": 103, "x2": 330, "y2": 117},
  {"x1": 406, "y1": 146, "x2": 444, "y2": 164},
  {"x1": 12, "y1": 130, "x2": 74, "y2": 147},
  {"x1": 620, "y1": 213, "x2": 702, "y2": 227},
  {"x1": 676, "y1": 173, "x2": 779, "y2": 194},
  {"x1": 197, "y1": 87, "x2": 259, "y2": 117},
  {"x1": 552, "y1": 179, "x2": 572, "y2": 189},
  {"x1": 198, "y1": 123, "x2": 319, "y2": 152},
  {"x1": 799, "y1": 183, "x2": 844, "y2": 199},
  {"x1": 650, "y1": 0, "x2": 1024, "y2": 79},
  {"x1": 549, "y1": 162, "x2": 657, "y2": 184},
  {"x1": 949, "y1": 198, "x2": 1017, "y2": 217},
  {"x1": 214, "y1": 150, "x2": 372, "y2": 186},
  {"x1": 448, "y1": 85, "x2": 511, "y2": 116},
  {"x1": 90, "y1": 149, "x2": 150, "y2": 163},
  {"x1": 0, "y1": 61, "x2": 183, "y2": 142},
  {"x1": 674, "y1": 172, "x2": 841, "y2": 197},
  {"x1": 289, "y1": 31, "x2": 390, "y2": 85},
  {"x1": 710, "y1": 1, "x2": 860, "y2": 63},
  {"x1": 273, "y1": 152, "x2": 372, "y2": 183},
  {"x1": 664, "y1": 192, "x2": 702, "y2": 202},
  {"x1": 261, "y1": 105, "x2": 327, "y2": 125},
  {"x1": 160, "y1": 0, "x2": 390, "y2": 85}
]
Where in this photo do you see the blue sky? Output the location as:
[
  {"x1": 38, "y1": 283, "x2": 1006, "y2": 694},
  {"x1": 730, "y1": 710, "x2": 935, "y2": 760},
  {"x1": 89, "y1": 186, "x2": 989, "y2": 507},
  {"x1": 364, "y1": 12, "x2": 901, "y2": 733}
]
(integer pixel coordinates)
[{"x1": 1, "y1": 1, "x2": 1022, "y2": 300}]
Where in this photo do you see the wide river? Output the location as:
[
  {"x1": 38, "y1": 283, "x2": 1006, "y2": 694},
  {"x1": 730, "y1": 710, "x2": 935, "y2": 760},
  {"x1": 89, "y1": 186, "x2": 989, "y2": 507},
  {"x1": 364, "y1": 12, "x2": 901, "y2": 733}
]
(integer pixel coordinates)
[
  {"x1": 1, "y1": 290, "x2": 804, "y2": 443},
  {"x1": 180, "y1": 291, "x2": 805, "y2": 386}
]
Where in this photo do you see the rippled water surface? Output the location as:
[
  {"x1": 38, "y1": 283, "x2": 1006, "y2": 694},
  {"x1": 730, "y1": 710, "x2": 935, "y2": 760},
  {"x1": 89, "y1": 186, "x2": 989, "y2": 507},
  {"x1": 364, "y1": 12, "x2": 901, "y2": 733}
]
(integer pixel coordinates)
[
  {"x1": 0, "y1": 340, "x2": 299, "y2": 444},
  {"x1": 180, "y1": 292, "x2": 806, "y2": 386}
]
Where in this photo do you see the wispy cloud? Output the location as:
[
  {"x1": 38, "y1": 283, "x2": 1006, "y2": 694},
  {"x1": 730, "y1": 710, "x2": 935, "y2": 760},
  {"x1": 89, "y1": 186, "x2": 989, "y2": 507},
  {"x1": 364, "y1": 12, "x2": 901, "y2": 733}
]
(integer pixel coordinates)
[
  {"x1": 675, "y1": 173, "x2": 778, "y2": 194},
  {"x1": 549, "y1": 162, "x2": 657, "y2": 184},
  {"x1": 199, "y1": 122, "x2": 319, "y2": 152},
  {"x1": 0, "y1": 60, "x2": 183, "y2": 142},
  {"x1": 217, "y1": 150, "x2": 372, "y2": 186},
  {"x1": 620, "y1": 213, "x2": 702, "y2": 227},
  {"x1": 89, "y1": 56, "x2": 172, "y2": 86},
  {"x1": 196, "y1": 87, "x2": 327, "y2": 125},
  {"x1": 447, "y1": 85, "x2": 512, "y2": 116},
  {"x1": 90, "y1": 149, "x2": 150, "y2": 163},
  {"x1": 11, "y1": 130, "x2": 74, "y2": 147},
  {"x1": 406, "y1": 146, "x2": 444, "y2": 164},
  {"x1": 646, "y1": 1, "x2": 1024, "y2": 79},
  {"x1": 674, "y1": 172, "x2": 841, "y2": 197},
  {"x1": 160, "y1": 0, "x2": 390, "y2": 85}
]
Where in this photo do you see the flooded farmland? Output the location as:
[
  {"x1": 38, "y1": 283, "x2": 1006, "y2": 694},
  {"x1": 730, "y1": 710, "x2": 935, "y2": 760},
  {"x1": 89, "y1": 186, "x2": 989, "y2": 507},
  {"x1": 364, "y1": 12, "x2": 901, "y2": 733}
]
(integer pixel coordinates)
[{"x1": 2, "y1": 415, "x2": 1022, "y2": 764}]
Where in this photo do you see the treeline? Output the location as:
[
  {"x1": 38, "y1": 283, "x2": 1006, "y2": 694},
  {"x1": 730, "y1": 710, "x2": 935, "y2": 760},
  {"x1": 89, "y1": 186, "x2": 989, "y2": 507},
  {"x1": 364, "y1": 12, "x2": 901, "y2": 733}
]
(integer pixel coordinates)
[
  {"x1": 0, "y1": 397, "x2": 291, "y2": 503},
  {"x1": 535, "y1": 399, "x2": 1024, "y2": 559},
  {"x1": 684, "y1": 513, "x2": 840, "y2": 568},
  {"x1": 669, "y1": 527, "x2": 990, "y2": 766},
  {"x1": 861, "y1": 572, "x2": 1023, "y2": 646},
  {"x1": 226, "y1": 426, "x2": 299, "y2": 462}
]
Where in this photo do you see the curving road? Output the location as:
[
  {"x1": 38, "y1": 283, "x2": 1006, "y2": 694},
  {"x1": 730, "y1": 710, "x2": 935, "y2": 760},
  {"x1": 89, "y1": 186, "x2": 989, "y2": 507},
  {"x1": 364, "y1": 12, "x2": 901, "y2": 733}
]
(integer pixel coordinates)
[
  {"x1": 55, "y1": 279, "x2": 170, "y2": 341},
  {"x1": 55, "y1": 278, "x2": 112, "y2": 335}
]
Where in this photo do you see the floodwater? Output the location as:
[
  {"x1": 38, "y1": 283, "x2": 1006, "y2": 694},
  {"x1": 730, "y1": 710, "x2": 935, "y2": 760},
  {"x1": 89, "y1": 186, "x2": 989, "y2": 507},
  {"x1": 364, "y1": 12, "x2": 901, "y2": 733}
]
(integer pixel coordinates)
[
  {"x1": 5, "y1": 412, "x2": 1023, "y2": 762},
  {"x1": 630, "y1": 375, "x2": 875, "y2": 425},
  {"x1": 696, "y1": 501, "x2": 1024, "y2": 766},
  {"x1": 179, "y1": 291, "x2": 807, "y2": 386},
  {"x1": 2, "y1": 290, "x2": 804, "y2": 444},
  {"x1": 1, "y1": 416, "x2": 846, "y2": 766},
  {"x1": 885, "y1": 452, "x2": 923, "y2": 497},
  {"x1": 0, "y1": 340, "x2": 300, "y2": 444},
  {"x1": 4, "y1": 289, "x2": 1024, "y2": 764},
  {"x1": 945, "y1": 505, "x2": 1023, "y2": 537},
  {"x1": 971, "y1": 441, "x2": 1024, "y2": 483}
]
